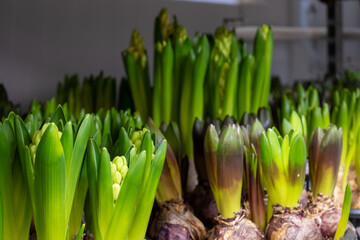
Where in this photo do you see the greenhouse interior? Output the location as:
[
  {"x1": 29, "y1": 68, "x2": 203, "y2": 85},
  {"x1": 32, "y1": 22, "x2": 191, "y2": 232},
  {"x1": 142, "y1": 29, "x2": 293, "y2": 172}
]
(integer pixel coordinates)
[{"x1": 1, "y1": 0, "x2": 360, "y2": 239}]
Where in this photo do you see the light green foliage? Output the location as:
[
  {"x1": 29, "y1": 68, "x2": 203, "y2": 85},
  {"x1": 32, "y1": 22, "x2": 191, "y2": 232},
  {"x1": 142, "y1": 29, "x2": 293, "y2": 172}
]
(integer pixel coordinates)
[{"x1": 260, "y1": 128, "x2": 306, "y2": 209}]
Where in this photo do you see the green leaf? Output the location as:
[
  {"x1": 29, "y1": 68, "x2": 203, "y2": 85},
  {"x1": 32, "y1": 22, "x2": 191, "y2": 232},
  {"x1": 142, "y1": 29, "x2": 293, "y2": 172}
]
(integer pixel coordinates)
[
  {"x1": 69, "y1": 160, "x2": 88, "y2": 239},
  {"x1": 164, "y1": 122, "x2": 181, "y2": 161},
  {"x1": 123, "y1": 52, "x2": 148, "y2": 121},
  {"x1": 85, "y1": 139, "x2": 101, "y2": 238},
  {"x1": 308, "y1": 106, "x2": 324, "y2": 143},
  {"x1": 289, "y1": 111, "x2": 303, "y2": 135},
  {"x1": 0, "y1": 192, "x2": 3, "y2": 240},
  {"x1": 260, "y1": 132, "x2": 272, "y2": 172},
  {"x1": 105, "y1": 151, "x2": 147, "y2": 240},
  {"x1": 103, "y1": 111, "x2": 111, "y2": 139},
  {"x1": 281, "y1": 96, "x2": 292, "y2": 121},
  {"x1": 97, "y1": 148, "x2": 113, "y2": 238},
  {"x1": 49, "y1": 105, "x2": 67, "y2": 131},
  {"x1": 222, "y1": 60, "x2": 239, "y2": 118},
  {"x1": 192, "y1": 34, "x2": 210, "y2": 119},
  {"x1": 267, "y1": 128, "x2": 282, "y2": 170},
  {"x1": 0, "y1": 123, "x2": 15, "y2": 239},
  {"x1": 128, "y1": 140, "x2": 167, "y2": 240},
  {"x1": 334, "y1": 184, "x2": 351, "y2": 240},
  {"x1": 101, "y1": 133, "x2": 113, "y2": 151},
  {"x1": 204, "y1": 125, "x2": 220, "y2": 207},
  {"x1": 34, "y1": 123, "x2": 66, "y2": 240},
  {"x1": 65, "y1": 114, "x2": 92, "y2": 224},
  {"x1": 216, "y1": 125, "x2": 243, "y2": 218},
  {"x1": 152, "y1": 48, "x2": 162, "y2": 126},
  {"x1": 238, "y1": 55, "x2": 254, "y2": 118},
  {"x1": 288, "y1": 132, "x2": 306, "y2": 207},
  {"x1": 281, "y1": 118, "x2": 293, "y2": 136},
  {"x1": 12, "y1": 151, "x2": 32, "y2": 240},
  {"x1": 140, "y1": 131, "x2": 153, "y2": 180},
  {"x1": 61, "y1": 123, "x2": 73, "y2": 177},
  {"x1": 118, "y1": 127, "x2": 131, "y2": 156},
  {"x1": 2, "y1": 120, "x2": 16, "y2": 161},
  {"x1": 74, "y1": 224, "x2": 85, "y2": 240},
  {"x1": 244, "y1": 145, "x2": 265, "y2": 230},
  {"x1": 160, "y1": 40, "x2": 174, "y2": 123},
  {"x1": 179, "y1": 50, "x2": 195, "y2": 157},
  {"x1": 322, "y1": 103, "x2": 330, "y2": 128}
]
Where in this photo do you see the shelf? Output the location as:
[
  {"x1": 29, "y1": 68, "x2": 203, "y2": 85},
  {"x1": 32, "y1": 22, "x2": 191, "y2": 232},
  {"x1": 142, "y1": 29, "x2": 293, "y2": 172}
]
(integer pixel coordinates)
[{"x1": 234, "y1": 26, "x2": 360, "y2": 40}]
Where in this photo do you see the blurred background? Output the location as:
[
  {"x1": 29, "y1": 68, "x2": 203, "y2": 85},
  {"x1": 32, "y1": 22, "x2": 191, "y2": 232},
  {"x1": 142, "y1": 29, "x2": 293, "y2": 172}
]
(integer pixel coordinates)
[{"x1": 0, "y1": 0, "x2": 359, "y2": 110}]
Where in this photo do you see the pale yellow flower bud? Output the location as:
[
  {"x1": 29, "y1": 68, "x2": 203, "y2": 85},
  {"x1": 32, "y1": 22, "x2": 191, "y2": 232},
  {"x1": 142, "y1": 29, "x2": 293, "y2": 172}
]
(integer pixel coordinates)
[
  {"x1": 120, "y1": 165, "x2": 128, "y2": 179},
  {"x1": 110, "y1": 162, "x2": 117, "y2": 176},
  {"x1": 113, "y1": 171, "x2": 122, "y2": 185},
  {"x1": 112, "y1": 183, "x2": 121, "y2": 201}
]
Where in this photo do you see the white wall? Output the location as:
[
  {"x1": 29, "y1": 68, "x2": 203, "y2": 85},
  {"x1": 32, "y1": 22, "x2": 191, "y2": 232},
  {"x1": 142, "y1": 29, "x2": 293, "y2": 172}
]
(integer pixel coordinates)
[{"x1": 0, "y1": 0, "x2": 359, "y2": 111}]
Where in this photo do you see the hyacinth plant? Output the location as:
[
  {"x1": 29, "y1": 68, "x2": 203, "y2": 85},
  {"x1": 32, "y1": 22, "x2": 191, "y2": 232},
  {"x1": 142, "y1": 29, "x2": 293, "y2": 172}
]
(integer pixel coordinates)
[
  {"x1": 147, "y1": 119, "x2": 183, "y2": 203},
  {"x1": 307, "y1": 104, "x2": 330, "y2": 143},
  {"x1": 122, "y1": 29, "x2": 152, "y2": 121},
  {"x1": 179, "y1": 33, "x2": 210, "y2": 171},
  {"x1": 68, "y1": 107, "x2": 142, "y2": 239},
  {"x1": 127, "y1": 128, "x2": 167, "y2": 240},
  {"x1": 331, "y1": 88, "x2": 360, "y2": 190},
  {"x1": 147, "y1": 118, "x2": 207, "y2": 239},
  {"x1": 278, "y1": 85, "x2": 325, "y2": 139},
  {"x1": 281, "y1": 110, "x2": 307, "y2": 143},
  {"x1": 206, "y1": 26, "x2": 240, "y2": 119},
  {"x1": 56, "y1": 74, "x2": 81, "y2": 118},
  {"x1": 154, "y1": 9, "x2": 196, "y2": 126},
  {"x1": 241, "y1": 107, "x2": 273, "y2": 130},
  {"x1": 204, "y1": 123, "x2": 244, "y2": 219},
  {"x1": 242, "y1": 119, "x2": 266, "y2": 230},
  {"x1": 153, "y1": 36, "x2": 174, "y2": 125},
  {"x1": 309, "y1": 125, "x2": 343, "y2": 197},
  {"x1": 251, "y1": 24, "x2": 273, "y2": 113},
  {"x1": 85, "y1": 127, "x2": 167, "y2": 240},
  {"x1": 153, "y1": 8, "x2": 174, "y2": 125},
  {"x1": 306, "y1": 125, "x2": 346, "y2": 238},
  {"x1": 14, "y1": 106, "x2": 93, "y2": 240},
  {"x1": 21, "y1": 103, "x2": 144, "y2": 238},
  {"x1": 172, "y1": 25, "x2": 192, "y2": 123},
  {"x1": 237, "y1": 25, "x2": 274, "y2": 118},
  {"x1": 0, "y1": 112, "x2": 32, "y2": 240},
  {"x1": 260, "y1": 128, "x2": 307, "y2": 213},
  {"x1": 193, "y1": 117, "x2": 221, "y2": 186},
  {"x1": 204, "y1": 123, "x2": 265, "y2": 238},
  {"x1": 57, "y1": 72, "x2": 116, "y2": 118},
  {"x1": 238, "y1": 24, "x2": 273, "y2": 118},
  {"x1": 279, "y1": 84, "x2": 320, "y2": 123}
]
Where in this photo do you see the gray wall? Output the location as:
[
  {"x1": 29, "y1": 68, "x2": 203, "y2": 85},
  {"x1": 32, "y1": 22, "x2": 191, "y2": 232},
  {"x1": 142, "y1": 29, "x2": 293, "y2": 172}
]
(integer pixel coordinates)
[{"x1": 0, "y1": 0, "x2": 359, "y2": 111}]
